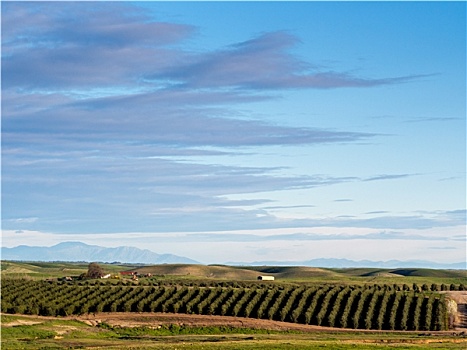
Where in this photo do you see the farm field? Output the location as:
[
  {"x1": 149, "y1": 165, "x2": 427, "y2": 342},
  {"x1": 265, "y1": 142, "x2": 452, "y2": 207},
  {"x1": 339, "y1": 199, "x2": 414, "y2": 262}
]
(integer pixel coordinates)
[
  {"x1": 1, "y1": 261, "x2": 466, "y2": 349},
  {"x1": 2, "y1": 279, "x2": 457, "y2": 330}
]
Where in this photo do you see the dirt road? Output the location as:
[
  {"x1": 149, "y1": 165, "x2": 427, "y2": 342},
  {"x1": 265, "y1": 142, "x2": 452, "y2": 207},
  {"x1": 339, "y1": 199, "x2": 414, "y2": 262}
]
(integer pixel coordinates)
[
  {"x1": 446, "y1": 291, "x2": 467, "y2": 330},
  {"x1": 72, "y1": 312, "x2": 466, "y2": 335},
  {"x1": 76, "y1": 312, "x2": 338, "y2": 332}
]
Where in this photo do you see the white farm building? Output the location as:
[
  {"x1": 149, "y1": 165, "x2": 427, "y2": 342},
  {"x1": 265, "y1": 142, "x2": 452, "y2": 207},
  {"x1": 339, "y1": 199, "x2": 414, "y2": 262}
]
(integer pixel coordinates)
[{"x1": 257, "y1": 275, "x2": 275, "y2": 281}]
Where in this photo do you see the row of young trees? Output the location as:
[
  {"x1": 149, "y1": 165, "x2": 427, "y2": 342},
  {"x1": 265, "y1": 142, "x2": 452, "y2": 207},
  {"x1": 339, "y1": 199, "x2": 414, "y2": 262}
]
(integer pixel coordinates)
[
  {"x1": 69, "y1": 275, "x2": 466, "y2": 292},
  {"x1": 1, "y1": 279, "x2": 449, "y2": 331}
]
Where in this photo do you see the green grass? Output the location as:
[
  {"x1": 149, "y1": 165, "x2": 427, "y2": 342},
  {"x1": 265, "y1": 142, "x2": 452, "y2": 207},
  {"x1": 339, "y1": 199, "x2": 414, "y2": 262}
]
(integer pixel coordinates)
[
  {"x1": 1, "y1": 316, "x2": 465, "y2": 350},
  {"x1": 1, "y1": 325, "x2": 56, "y2": 340},
  {"x1": 0, "y1": 261, "x2": 131, "y2": 280}
]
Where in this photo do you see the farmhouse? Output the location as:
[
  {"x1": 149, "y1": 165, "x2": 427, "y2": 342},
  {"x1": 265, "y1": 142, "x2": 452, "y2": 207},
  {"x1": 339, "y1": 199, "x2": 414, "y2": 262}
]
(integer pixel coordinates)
[
  {"x1": 257, "y1": 275, "x2": 275, "y2": 281},
  {"x1": 120, "y1": 271, "x2": 136, "y2": 276}
]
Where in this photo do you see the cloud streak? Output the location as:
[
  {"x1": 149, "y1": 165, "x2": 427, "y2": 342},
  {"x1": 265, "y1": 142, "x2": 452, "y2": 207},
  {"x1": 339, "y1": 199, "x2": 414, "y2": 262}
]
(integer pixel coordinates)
[
  {"x1": 3, "y1": 2, "x2": 428, "y2": 94},
  {"x1": 2, "y1": 2, "x2": 194, "y2": 90},
  {"x1": 3, "y1": 86, "x2": 375, "y2": 151},
  {"x1": 151, "y1": 31, "x2": 428, "y2": 91},
  {"x1": 178, "y1": 230, "x2": 455, "y2": 243}
]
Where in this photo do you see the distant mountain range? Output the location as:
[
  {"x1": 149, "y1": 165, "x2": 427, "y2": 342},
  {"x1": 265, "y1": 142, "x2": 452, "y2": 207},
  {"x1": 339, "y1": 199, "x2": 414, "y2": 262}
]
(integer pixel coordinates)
[
  {"x1": 227, "y1": 258, "x2": 466, "y2": 270},
  {"x1": 1, "y1": 242, "x2": 464, "y2": 269},
  {"x1": 1, "y1": 242, "x2": 199, "y2": 264}
]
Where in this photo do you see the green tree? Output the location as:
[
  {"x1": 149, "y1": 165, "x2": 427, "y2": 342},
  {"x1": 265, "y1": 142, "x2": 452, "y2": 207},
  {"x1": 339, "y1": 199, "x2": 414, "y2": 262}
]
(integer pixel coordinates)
[{"x1": 86, "y1": 262, "x2": 104, "y2": 279}]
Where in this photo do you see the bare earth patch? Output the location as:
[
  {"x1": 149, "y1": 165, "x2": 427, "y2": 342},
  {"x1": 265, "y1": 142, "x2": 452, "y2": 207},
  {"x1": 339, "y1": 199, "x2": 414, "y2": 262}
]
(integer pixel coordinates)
[
  {"x1": 3, "y1": 311, "x2": 467, "y2": 336},
  {"x1": 444, "y1": 291, "x2": 467, "y2": 330},
  {"x1": 76, "y1": 312, "x2": 328, "y2": 332},
  {"x1": 72, "y1": 312, "x2": 466, "y2": 335},
  {"x1": 1, "y1": 319, "x2": 43, "y2": 327},
  {"x1": 445, "y1": 291, "x2": 467, "y2": 304}
]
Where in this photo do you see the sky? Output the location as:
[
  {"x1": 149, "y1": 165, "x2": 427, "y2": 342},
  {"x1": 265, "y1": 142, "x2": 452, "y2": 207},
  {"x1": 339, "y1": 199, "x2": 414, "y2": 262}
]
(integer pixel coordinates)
[{"x1": 1, "y1": 1, "x2": 466, "y2": 265}]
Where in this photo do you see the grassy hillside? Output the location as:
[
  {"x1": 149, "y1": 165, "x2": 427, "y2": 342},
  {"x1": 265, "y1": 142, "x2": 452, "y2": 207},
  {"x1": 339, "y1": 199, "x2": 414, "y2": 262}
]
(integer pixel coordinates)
[
  {"x1": 0, "y1": 261, "x2": 129, "y2": 279},
  {"x1": 332, "y1": 268, "x2": 466, "y2": 278},
  {"x1": 237, "y1": 265, "x2": 341, "y2": 279},
  {"x1": 132, "y1": 264, "x2": 260, "y2": 280},
  {"x1": 2, "y1": 261, "x2": 465, "y2": 285},
  {"x1": 330, "y1": 267, "x2": 466, "y2": 285},
  {"x1": 389, "y1": 268, "x2": 466, "y2": 278},
  {"x1": 124, "y1": 264, "x2": 466, "y2": 286}
]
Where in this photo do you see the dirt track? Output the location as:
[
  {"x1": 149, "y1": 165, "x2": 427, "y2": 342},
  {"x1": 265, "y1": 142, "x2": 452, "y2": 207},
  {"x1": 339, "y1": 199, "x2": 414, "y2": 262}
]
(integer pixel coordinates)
[
  {"x1": 72, "y1": 312, "x2": 466, "y2": 335},
  {"x1": 4, "y1": 310, "x2": 466, "y2": 335},
  {"x1": 76, "y1": 312, "x2": 337, "y2": 332}
]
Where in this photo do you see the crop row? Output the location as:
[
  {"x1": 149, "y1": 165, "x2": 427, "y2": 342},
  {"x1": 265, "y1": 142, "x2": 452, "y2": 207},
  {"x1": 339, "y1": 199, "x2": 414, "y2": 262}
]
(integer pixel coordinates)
[{"x1": 1, "y1": 280, "x2": 448, "y2": 330}]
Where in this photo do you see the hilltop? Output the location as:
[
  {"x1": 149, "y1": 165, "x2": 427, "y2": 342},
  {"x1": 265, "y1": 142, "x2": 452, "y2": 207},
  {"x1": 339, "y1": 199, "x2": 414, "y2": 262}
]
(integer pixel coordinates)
[{"x1": 119, "y1": 263, "x2": 466, "y2": 285}]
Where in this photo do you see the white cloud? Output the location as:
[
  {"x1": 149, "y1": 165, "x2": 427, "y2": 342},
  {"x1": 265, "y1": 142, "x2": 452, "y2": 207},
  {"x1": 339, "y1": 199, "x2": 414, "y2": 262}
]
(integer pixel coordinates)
[{"x1": 7, "y1": 217, "x2": 39, "y2": 224}]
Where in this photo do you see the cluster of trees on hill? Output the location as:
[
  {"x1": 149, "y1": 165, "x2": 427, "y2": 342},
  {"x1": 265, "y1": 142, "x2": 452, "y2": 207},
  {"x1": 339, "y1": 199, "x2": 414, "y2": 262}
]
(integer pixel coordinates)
[
  {"x1": 86, "y1": 262, "x2": 105, "y2": 279},
  {"x1": 1, "y1": 279, "x2": 455, "y2": 331}
]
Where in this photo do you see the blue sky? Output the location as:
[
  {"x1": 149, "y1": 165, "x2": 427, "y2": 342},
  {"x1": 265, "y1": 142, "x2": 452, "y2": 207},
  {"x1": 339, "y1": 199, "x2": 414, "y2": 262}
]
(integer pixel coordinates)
[{"x1": 2, "y1": 1, "x2": 466, "y2": 265}]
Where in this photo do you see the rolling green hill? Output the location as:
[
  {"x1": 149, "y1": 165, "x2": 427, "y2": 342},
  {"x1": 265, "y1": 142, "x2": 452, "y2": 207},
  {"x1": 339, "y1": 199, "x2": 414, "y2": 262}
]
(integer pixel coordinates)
[
  {"x1": 131, "y1": 264, "x2": 260, "y2": 280},
  {"x1": 0, "y1": 261, "x2": 128, "y2": 279},
  {"x1": 2, "y1": 261, "x2": 465, "y2": 285},
  {"x1": 128, "y1": 264, "x2": 342, "y2": 281},
  {"x1": 388, "y1": 268, "x2": 466, "y2": 278},
  {"x1": 237, "y1": 265, "x2": 341, "y2": 279},
  {"x1": 332, "y1": 267, "x2": 466, "y2": 278}
]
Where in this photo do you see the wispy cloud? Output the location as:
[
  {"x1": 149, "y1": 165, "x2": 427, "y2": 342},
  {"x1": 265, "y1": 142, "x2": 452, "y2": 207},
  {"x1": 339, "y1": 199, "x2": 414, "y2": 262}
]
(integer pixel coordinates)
[
  {"x1": 7, "y1": 217, "x2": 39, "y2": 224},
  {"x1": 151, "y1": 31, "x2": 429, "y2": 91},
  {"x1": 428, "y1": 246, "x2": 457, "y2": 250},
  {"x1": 262, "y1": 205, "x2": 316, "y2": 210},
  {"x1": 3, "y1": 90, "x2": 374, "y2": 150},
  {"x1": 3, "y1": 2, "x2": 429, "y2": 95},
  {"x1": 2, "y1": 2, "x2": 194, "y2": 90},
  {"x1": 1, "y1": 128, "x2": 432, "y2": 234},
  {"x1": 182, "y1": 230, "x2": 451, "y2": 243},
  {"x1": 404, "y1": 117, "x2": 462, "y2": 123},
  {"x1": 363, "y1": 174, "x2": 415, "y2": 182}
]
